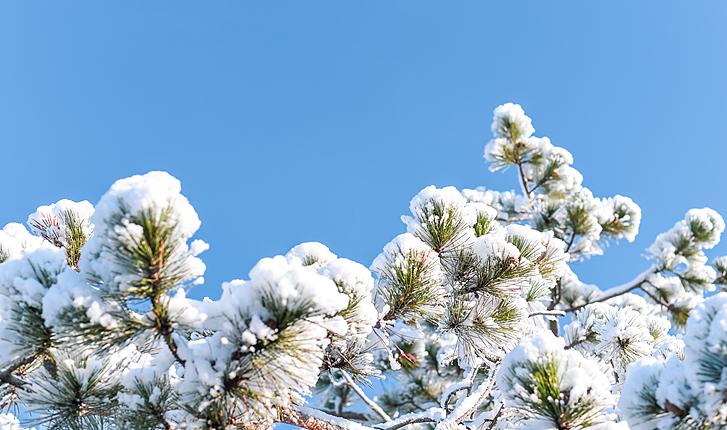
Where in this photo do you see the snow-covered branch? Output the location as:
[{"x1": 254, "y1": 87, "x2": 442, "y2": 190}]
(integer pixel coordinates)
[
  {"x1": 528, "y1": 309, "x2": 565, "y2": 317},
  {"x1": 564, "y1": 266, "x2": 657, "y2": 313},
  {"x1": 281, "y1": 407, "x2": 377, "y2": 430},
  {"x1": 435, "y1": 365, "x2": 499, "y2": 429},
  {"x1": 339, "y1": 370, "x2": 391, "y2": 422},
  {"x1": 374, "y1": 409, "x2": 445, "y2": 430}
]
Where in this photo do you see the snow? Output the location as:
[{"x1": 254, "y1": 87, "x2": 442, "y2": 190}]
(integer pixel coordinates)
[
  {"x1": 409, "y1": 186, "x2": 466, "y2": 213},
  {"x1": 0, "y1": 414, "x2": 27, "y2": 430},
  {"x1": 598, "y1": 195, "x2": 642, "y2": 242},
  {"x1": 685, "y1": 208, "x2": 725, "y2": 249},
  {"x1": 79, "y1": 171, "x2": 206, "y2": 294},
  {"x1": 472, "y1": 233, "x2": 520, "y2": 261},
  {"x1": 490, "y1": 103, "x2": 535, "y2": 141},
  {"x1": 42, "y1": 269, "x2": 119, "y2": 329},
  {"x1": 286, "y1": 241, "x2": 337, "y2": 267},
  {"x1": 618, "y1": 357, "x2": 667, "y2": 427},
  {"x1": 166, "y1": 288, "x2": 208, "y2": 329},
  {"x1": 0, "y1": 223, "x2": 50, "y2": 262},
  {"x1": 497, "y1": 332, "x2": 615, "y2": 428},
  {"x1": 319, "y1": 257, "x2": 378, "y2": 338},
  {"x1": 371, "y1": 233, "x2": 441, "y2": 280},
  {"x1": 27, "y1": 199, "x2": 94, "y2": 247},
  {"x1": 0, "y1": 248, "x2": 67, "y2": 363}
]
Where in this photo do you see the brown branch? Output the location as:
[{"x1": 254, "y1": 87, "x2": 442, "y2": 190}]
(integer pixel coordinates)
[
  {"x1": 564, "y1": 337, "x2": 587, "y2": 350},
  {"x1": 485, "y1": 405, "x2": 504, "y2": 430},
  {"x1": 279, "y1": 406, "x2": 375, "y2": 430},
  {"x1": 516, "y1": 161, "x2": 533, "y2": 200},
  {"x1": 564, "y1": 232, "x2": 576, "y2": 253},
  {"x1": 151, "y1": 294, "x2": 186, "y2": 365},
  {"x1": 0, "y1": 353, "x2": 39, "y2": 388},
  {"x1": 148, "y1": 236, "x2": 186, "y2": 366}
]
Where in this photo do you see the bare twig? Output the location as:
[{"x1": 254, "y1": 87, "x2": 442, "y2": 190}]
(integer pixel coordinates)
[
  {"x1": 339, "y1": 369, "x2": 391, "y2": 422},
  {"x1": 564, "y1": 232, "x2": 576, "y2": 253},
  {"x1": 528, "y1": 310, "x2": 566, "y2": 318},
  {"x1": 485, "y1": 405, "x2": 504, "y2": 429},
  {"x1": 375, "y1": 409, "x2": 444, "y2": 430},
  {"x1": 516, "y1": 161, "x2": 533, "y2": 200},
  {"x1": 564, "y1": 337, "x2": 587, "y2": 350}
]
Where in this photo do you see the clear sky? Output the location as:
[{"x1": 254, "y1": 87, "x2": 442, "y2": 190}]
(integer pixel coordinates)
[{"x1": 1, "y1": 2, "x2": 727, "y2": 301}]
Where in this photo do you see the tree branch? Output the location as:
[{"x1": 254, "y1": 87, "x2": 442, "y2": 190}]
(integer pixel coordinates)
[
  {"x1": 374, "y1": 409, "x2": 444, "y2": 430},
  {"x1": 564, "y1": 337, "x2": 587, "y2": 350},
  {"x1": 435, "y1": 364, "x2": 499, "y2": 429},
  {"x1": 0, "y1": 353, "x2": 38, "y2": 388},
  {"x1": 280, "y1": 406, "x2": 376, "y2": 430},
  {"x1": 338, "y1": 369, "x2": 391, "y2": 422},
  {"x1": 516, "y1": 161, "x2": 533, "y2": 200},
  {"x1": 564, "y1": 232, "x2": 576, "y2": 253},
  {"x1": 151, "y1": 295, "x2": 186, "y2": 366},
  {"x1": 485, "y1": 404, "x2": 504, "y2": 429},
  {"x1": 529, "y1": 310, "x2": 565, "y2": 318},
  {"x1": 440, "y1": 366, "x2": 479, "y2": 410},
  {"x1": 564, "y1": 266, "x2": 657, "y2": 313}
]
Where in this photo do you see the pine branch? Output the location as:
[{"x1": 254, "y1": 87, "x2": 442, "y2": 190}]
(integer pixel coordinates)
[
  {"x1": 564, "y1": 266, "x2": 657, "y2": 313},
  {"x1": 374, "y1": 409, "x2": 445, "y2": 430},
  {"x1": 529, "y1": 310, "x2": 566, "y2": 318},
  {"x1": 0, "y1": 353, "x2": 38, "y2": 388},
  {"x1": 485, "y1": 404, "x2": 504, "y2": 429},
  {"x1": 440, "y1": 366, "x2": 479, "y2": 410},
  {"x1": 435, "y1": 364, "x2": 499, "y2": 429},
  {"x1": 278, "y1": 406, "x2": 377, "y2": 430},
  {"x1": 151, "y1": 294, "x2": 185, "y2": 365},
  {"x1": 564, "y1": 337, "x2": 587, "y2": 350},
  {"x1": 564, "y1": 232, "x2": 576, "y2": 253},
  {"x1": 516, "y1": 160, "x2": 533, "y2": 200},
  {"x1": 338, "y1": 370, "x2": 391, "y2": 422}
]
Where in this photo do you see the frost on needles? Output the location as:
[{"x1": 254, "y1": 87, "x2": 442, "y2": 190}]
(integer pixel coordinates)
[{"x1": 1, "y1": 105, "x2": 727, "y2": 430}]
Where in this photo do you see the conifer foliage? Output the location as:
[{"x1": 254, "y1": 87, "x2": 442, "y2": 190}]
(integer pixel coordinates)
[{"x1": 1, "y1": 104, "x2": 727, "y2": 429}]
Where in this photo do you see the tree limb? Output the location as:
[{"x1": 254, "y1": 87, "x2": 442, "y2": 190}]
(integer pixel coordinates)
[
  {"x1": 0, "y1": 353, "x2": 38, "y2": 388},
  {"x1": 529, "y1": 310, "x2": 565, "y2": 318},
  {"x1": 440, "y1": 366, "x2": 479, "y2": 410},
  {"x1": 516, "y1": 161, "x2": 533, "y2": 200},
  {"x1": 374, "y1": 409, "x2": 445, "y2": 430},
  {"x1": 435, "y1": 364, "x2": 499, "y2": 429},
  {"x1": 280, "y1": 406, "x2": 376, "y2": 430},
  {"x1": 485, "y1": 404, "x2": 504, "y2": 429},
  {"x1": 564, "y1": 266, "x2": 657, "y2": 313},
  {"x1": 339, "y1": 369, "x2": 391, "y2": 422}
]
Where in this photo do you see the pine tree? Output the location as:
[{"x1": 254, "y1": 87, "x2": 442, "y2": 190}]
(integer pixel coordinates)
[{"x1": 1, "y1": 104, "x2": 727, "y2": 429}]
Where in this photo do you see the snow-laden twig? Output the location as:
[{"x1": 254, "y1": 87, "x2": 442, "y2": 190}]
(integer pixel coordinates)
[
  {"x1": 528, "y1": 310, "x2": 566, "y2": 317},
  {"x1": 339, "y1": 369, "x2": 391, "y2": 422},
  {"x1": 281, "y1": 406, "x2": 377, "y2": 430},
  {"x1": 374, "y1": 408, "x2": 445, "y2": 430},
  {"x1": 0, "y1": 354, "x2": 37, "y2": 388},
  {"x1": 435, "y1": 365, "x2": 499, "y2": 429},
  {"x1": 485, "y1": 404, "x2": 504, "y2": 429},
  {"x1": 440, "y1": 366, "x2": 479, "y2": 409},
  {"x1": 564, "y1": 266, "x2": 657, "y2": 313}
]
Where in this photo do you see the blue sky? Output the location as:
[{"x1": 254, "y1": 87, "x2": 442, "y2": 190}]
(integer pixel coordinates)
[{"x1": 1, "y1": 1, "x2": 727, "y2": 300}]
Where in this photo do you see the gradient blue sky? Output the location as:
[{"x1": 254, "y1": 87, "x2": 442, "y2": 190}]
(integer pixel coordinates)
[{"x1": 2, "y1": 2, "x2": 727, "y2": 300}]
